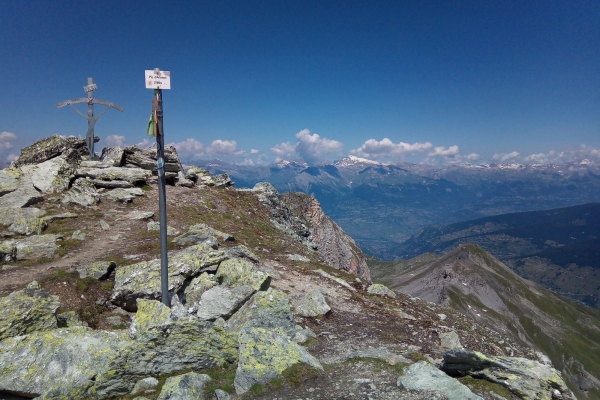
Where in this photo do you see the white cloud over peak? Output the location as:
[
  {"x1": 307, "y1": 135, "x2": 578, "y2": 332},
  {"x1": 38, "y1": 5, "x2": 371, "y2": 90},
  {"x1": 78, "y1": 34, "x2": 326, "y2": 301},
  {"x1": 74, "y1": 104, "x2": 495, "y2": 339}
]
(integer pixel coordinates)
[
  {"x1": 350, "y1": 138, "x2": 433, "y2": 159},
  {"x1": 428, "y1": 145, "x2": 459, "y2": 157},
  {"x1": 271, "y1": 129, "x2": 343, "y2": 164},
  {"x1": 492, "y1": 151, "x2": 520, "y2": 162},
  {"x1": 0, "y1": 131, "x2": 18, "y2": 151},
  {"x1": 465, "y1": 153, "x2": 480, "y2": 161},
  {"x1": 105, "y1": 134, "x2": 126, "y2": 147}
]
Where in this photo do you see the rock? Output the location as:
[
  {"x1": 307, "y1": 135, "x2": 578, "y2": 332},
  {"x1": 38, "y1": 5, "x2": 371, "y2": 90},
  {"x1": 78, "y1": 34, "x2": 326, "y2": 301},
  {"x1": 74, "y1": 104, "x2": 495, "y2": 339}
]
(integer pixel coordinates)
[
  {"x1": 100, "y1": 220, "x2": 110, "y2": 230},
  {"x1": 156, "y1": 372, "x2": 211, "y2": 400},
  {"x1": 101, "y1": 188, "x2": 141, "y2": 203},
  {"x1": 111, "y1": 244, "x2": 227, "y2": 311},
  {"x1": 0, "y1": 241, "x2": 17, "y2": 262},
  {"x1": 71, "y1": 230, "x2": 86, "y2": 240},
  {"x1": 396, "y1": 309, "x2": 416, "y2": 320},
  {"x1": 0, "y1": 168, "x2": 22, "y2": 196},
  {"x1": 441, "y1": 348, "x2": 574, "y2": 400},
  {"x1": 91, "y1": 179, "x2": 134, "y2": 189},
  {"x1": 173, "y1": 232, "x2": 219, "y2": 247},
  {"x1": 0, "y1": 179, "x2": 44, "y2": 208},
  {"x1": 214, "y1": 388, "x2": 231, "y2": 399},
  {"x1": 439, "y1": 331, "x2": 462, "y2": 350},
  {"x1": 185, "y1": 166, "x2": 210, "y2": 183},
  {"x1": 314, "y1": 269, "x2": 356, "y2": 292},
  {"x1": 226, "y1": 289, "x2": 296, "y2": 338},
  {"x1": 189, "y1": 223, "x2": 235, "y2": 241},
  {"x1": 76, "y1": 166, "x2": 151, "y2": 185},
  {"x1": 122, "y1": 145, "x2": 183, "y2": 173},
  {"x1": 14, "y1": 234, "x2": 60, "y2": 260},
  {"x1": 196, "y1": 285, "x2": 255, "y2": 321},
  {"x1": 76, "y1": 261, "x2": 116, "y2": 280},
  {"x1": 175, "y1": 171, "x2": 195, "y2": 187},
  {"x1": 347, "y1": 346, "x2": 412, "y2": 365},
  {"x1": 0, "y1": 281, "x2": 61, "y2": 340},
  {"x1": 169, "y1": 294, "x2": 189, "y2": 320},
  {"x1": 20, "y1": 154, "x2": 75, "y2": 193},
  {"x1": 105, "y1": 315, "x2": 124, "y2": 327},
  {"x1": 292, "y1": 325, "x2": 317, "y2": 344},
  {"x1": 127, "y1": 210, "x2": 154, "y2": 220},
  {"x1": 184, "y1": 273, "x2": 217, "y2": 306},
  {"x1": 215, "y1": 258, "x2": 270, "y2": 291},
  {"x1": 8, "y1": 216, "x2": 47, "y2": 235},
  {"x1": 56, "y1": 310, "x2": 85, "y2": 327},
  {"x1": 12, "y1": 134, "x2": 91, "y2": 167},
  {"x1": 295, "y1": 289, "x2": 331, "y2": 317},
  {"x1": 212, "y1": 173, "x2": 233, "y2": 188},
  {"x1": 288, "y1": 254, "x2": 309, "y2": 262},
  {"x1": 234, "y1": 326, "x2": 323, "y2": 394},
  {"x1": 0, "y1": 326, "x2": 129, "y2": 399},
  {"x1": 367, "y1": 283, "x2": 397, "y2": 298},
  {"x1": 100, "y1": 146, "x2": 125, "y2": 167},
  {"x1": 62, "y1": 177, "x2": 100, "y2": 207},
  {"x1": 147, "y1": 221, "x2": 179, "y2": 236},
  {"x1": 80, "y1": 160, "x2": 114, "y2": 168},
  {"x1": 131, "y1": 377, "x2": 159, "y2": 395},
  {"x1": 222, "y1": 245, "x2": 259, "y2": 264},
  {"x1": 397, "y1": 361, "x2": 483, "y2": 399},
  {"x1": 41, "y1": 212, "x2": 78, "y2": 224},
  {"x1": 0, "y1": 207, "x2": 46, "y2": 226}
]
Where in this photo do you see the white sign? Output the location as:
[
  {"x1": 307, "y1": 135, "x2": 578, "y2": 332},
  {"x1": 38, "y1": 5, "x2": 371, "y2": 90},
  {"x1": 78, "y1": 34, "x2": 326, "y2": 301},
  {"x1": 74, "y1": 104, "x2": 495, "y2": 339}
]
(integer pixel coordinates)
[{"x1": 145, "y1": 70, "x2": 171, "y2": 90}]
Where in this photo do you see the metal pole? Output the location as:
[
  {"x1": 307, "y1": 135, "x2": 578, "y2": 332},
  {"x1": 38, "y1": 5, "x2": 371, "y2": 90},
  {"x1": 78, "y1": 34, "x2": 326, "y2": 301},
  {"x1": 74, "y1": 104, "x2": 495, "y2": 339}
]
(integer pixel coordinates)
[{"x1": 154, "y1": 88, "x2": 170, "y2": 307}]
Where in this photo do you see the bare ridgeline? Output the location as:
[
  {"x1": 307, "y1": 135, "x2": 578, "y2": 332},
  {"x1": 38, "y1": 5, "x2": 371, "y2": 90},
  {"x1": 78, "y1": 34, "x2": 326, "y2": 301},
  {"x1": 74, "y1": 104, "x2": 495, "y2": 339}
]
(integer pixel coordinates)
[{"x1": 0, "y1": 134, "x2": 590, "y2": 399}]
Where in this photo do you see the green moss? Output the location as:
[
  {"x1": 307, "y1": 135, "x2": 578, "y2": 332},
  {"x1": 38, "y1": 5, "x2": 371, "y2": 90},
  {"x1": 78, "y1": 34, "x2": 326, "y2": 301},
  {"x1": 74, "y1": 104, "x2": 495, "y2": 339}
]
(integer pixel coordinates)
[
  {"x1": 249, "y1": 383, "x2": 266, "y2": 394},
  {"x1": 141, "y1": 184, "x2": 152, "y2": 191},
  {"x1": 58, "y1": 239, "x2": 81, "y2": 257},
  {"x1": 202, "y1": 362, "x2": 237, "y2": 396},
  {"x1": 407, "y1": 352, "x2": 428, "y2": 362},
  {"x1": 281, "y1": 363, "x2": 321, "y2": 387},
  {"x1": 459, "y1": 375, "x2": 513, "y2": 398}
]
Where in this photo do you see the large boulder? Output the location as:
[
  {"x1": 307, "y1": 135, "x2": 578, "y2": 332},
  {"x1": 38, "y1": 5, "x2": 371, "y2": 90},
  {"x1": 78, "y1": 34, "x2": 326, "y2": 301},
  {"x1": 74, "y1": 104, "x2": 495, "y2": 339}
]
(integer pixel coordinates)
[
  {"x1": 0, "y1": 327, "x2": 129, "y2": 399},
  {"x1": 62, "y1": 177, "x2": 100, "y2": 207},
  {"x1": 0, "y1": 172, "x2": 44, "y2": 208},
  {"x1": 234, "y1": 326, "x2": 323, "y2": 394},
  {"x1": 173, "y1": 223, "x2": 234, "y2": 246},
  {"x1": 12, "y1": 234, "x2": 61, "y2": 261},
  {"x1": 8, "y1": 216, "x2": 47, "y2": 235},
  {"x1": 215, "y1": 258, "x2": 270, "y2": 291},
  {"x1": 195, "y1": 285, "x2": 254, "y2": 321},
  {"x1": 20, "y1": 154, "x2": 75, "y2": 193},
  {"x1": 0, "y1": 168, "x2": 23, "y2": 196},
  {"x1": 100, "y1": 146, "x2": 125, "y2": 167},
  {"x1": 11, "y1": 134, "x2": 92, "y2": 167},
  {"x1": 76, "y1": 166, "x2": 151, "y2": 185},
  {"x1": 156, "y1": 372, "x2": 212, "y2": 400},
  {"x1": 122, "y1": 145, "x2": 182, "y2": 173},
  {"x1": 226, "y1": 289, "x2": 296, "y2": 338},
  {"x1": 295, "y1": 289, "x2": 331, "y2": 317},
  {"x1": 367, "y1": 283, "x2": 396, "y2": 298},
  {"x1": 111, "y1": 244, "x2": 227, "y2": 311},
  {"x1": 183, "y1": 272, "x2": 217, "y2": 306},
  {"x1": 0, "y1": 207, "x2": 46, "y2": 227},
  {"x1": 0, "y1": 281, "x2": 60, "y2": 340},
  {"x1": 441, "y1": 348, "x2": 574, "y2": 400},
  {"x1": 397, "y1": 361, "x2": 482, "y2": 399},
  {"x1": 76, "y1": 261, "x2": 116, "y2": 280}
]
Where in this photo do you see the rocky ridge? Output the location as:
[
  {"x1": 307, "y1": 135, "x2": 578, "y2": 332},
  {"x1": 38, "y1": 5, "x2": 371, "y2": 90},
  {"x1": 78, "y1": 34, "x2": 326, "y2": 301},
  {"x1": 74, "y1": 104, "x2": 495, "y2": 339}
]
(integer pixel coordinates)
[{"x1": 0, "y1": 135, "x2": 577, "y2": 399}]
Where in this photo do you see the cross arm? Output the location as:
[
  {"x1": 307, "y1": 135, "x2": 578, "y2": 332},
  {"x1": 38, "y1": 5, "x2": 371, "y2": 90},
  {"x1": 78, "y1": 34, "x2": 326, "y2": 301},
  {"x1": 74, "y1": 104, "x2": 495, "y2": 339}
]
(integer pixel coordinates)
[{"x1": 56, "y1": 98, "x2": 124, "y2": 112}]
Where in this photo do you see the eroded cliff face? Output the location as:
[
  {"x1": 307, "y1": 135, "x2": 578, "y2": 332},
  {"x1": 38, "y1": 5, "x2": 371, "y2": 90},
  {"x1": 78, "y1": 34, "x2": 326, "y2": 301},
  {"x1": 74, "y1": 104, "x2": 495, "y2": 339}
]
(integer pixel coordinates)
[{"x1": 280, "y1": 191, "x2": 371, "y2": 281}]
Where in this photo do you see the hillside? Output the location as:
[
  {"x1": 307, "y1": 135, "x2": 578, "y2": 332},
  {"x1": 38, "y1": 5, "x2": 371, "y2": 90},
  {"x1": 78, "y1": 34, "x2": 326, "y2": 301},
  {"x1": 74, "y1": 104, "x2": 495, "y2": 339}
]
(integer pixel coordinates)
[
  {"x1": 0, "y1": 135, "x2": 579, "y2": 400},
  {"x1": 391, "y1": 202, "x2": 600, "y2": 307},
  {"x1": 195, "y1": 157, "x2": 600, "y2": 258},
  {"x1": 368, "y1": 244, "x2": 600, "y2": 398}
]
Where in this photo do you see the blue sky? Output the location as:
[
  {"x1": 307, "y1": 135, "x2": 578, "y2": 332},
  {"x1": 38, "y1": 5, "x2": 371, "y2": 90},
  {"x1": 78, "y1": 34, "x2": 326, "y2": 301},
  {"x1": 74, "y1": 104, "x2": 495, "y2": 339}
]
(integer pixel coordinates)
[{"x1": 1, "y1": 0, "x2": 599, "y2": 166}]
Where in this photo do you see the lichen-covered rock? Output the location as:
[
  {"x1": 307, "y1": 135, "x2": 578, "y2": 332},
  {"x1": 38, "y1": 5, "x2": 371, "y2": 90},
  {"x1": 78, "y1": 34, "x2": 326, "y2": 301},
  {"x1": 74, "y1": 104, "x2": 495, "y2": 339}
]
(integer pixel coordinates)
[
  {"x1": 0, "y1": 240, "x2": 17, "y2": 262},
  {"x1": 71, "y1": 230, "x2": 86, "y2": 240},
  {"x1": 226, "y1": 289, "x2": 296, "y2": 337},
  {"x1": 0, "y1": 180, "x2": 44, "y2": 208},
  {"x1": 76, "y1": 261, "x2": 116, "y2": 280},
  {"x1": 76, "y1": 166, "x2": 151, "y2": 185},
  {"x1": 441, "y1": 348, "x2": 574, "y2": 400},
  {"x1": 8, "y1": 216, "x2": 47, "y2": 235},
  {"x1": 127, "y1": 210, "x2": 154, "y2": 220},
  {"x1": 196, "y1": 285, "x2": 254, "y2": 321},
  {"x1": 173, "y1": 222, "x2": 234, "y2": 247},
  {"x1": 397, "y1": 361, "x2": 483, "y2": 399},
  {"x1": 14, "y1": 234, "x2": 60, "y2": 260},
  {"x1": 62, "y1": 177, "x2": 100, "y2": 207},
  {"x1": 234, "y1": 326, "x2": 323, "y2": 394},
  {"x1": 189, "y1": 223, "x2": 234, "y2": 241},
  {"x1": 175, "y1": 171, "x2": 195, "y2": 188},
  {"x1": 0, "y1": 326, "x2": 129, "y2": 399},
  {"x1": 439, "y1": 330, "x2": 462, "y2": 350},
  {"x1": 222, "y1": 245, "x2": 259, "y2": 264},
  {"x1": 185, "y1": 166, "x2": 210, "y2": 182},
  {"x1": 91, "y1": 178, "x2": 134, "y2": 188},
  {"x1": 0, "y1": 168, "x2": 22, "y2": 196},
  {"x1": 173, "y1": 232, "x2": 218, "y2": 247},
  {"x1": 156, "y1": 372, "x2": 211, "y2": 400},
  {"x1": 0, "y1": 206, "x2": 46, "y2": 226},
  {"x1": 131, "y1": 377, "x2": 159, "y2": 396},
  {"x1": 0, "y1": 281, "x2": 60, "y2": 340},
  {"x1": 11, "y1": 134, "x2": 91, "y2": 167},
  {"x1": 102, "y1": 188, "x2": 144, "y2": 203},
  {"x1": 111, "y1": 244, "x2": 227, "y2": 311},
  {"x1": 184, "y1": 272, "x2": 217, "y2": 306},
  {"x1": 100, "y1": 146, "x2": 125, "y2": 167},
  {"x1": 295, "y1": 289, "x2": 331, "y2": 317},
  {"x1": 21, "y1": 154, "x2": 75, "y2": 193},
  {"x1": 122, "y1": 145, "x2": 182, "y2": 173},
  {"x1": 367, "y1": 283, "x2": 396, "y2": 298},
  {"x1": 215, "y1": 258, "x2": 270, "y2": 291},
  {"x1": 56, "y1": 310, "x2": 86, "y2": 327}
]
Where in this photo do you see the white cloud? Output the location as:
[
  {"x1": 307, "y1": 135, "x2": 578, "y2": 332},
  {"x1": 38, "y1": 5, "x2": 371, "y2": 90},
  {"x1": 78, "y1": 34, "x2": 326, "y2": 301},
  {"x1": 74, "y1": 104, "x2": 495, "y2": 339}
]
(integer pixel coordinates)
[
  {"x1": 428, "y1": 145, "x2": 459, "y2": 157},
  {"x1": 206, "y1": 139, "x2": 241, "y2": 156},
  {"x1": 270, "y1": 129, "x2": 343, "y2": 164},
  {"x1": 137, "y1": 138, "x2": 154, "y2": 148},
  {"x1": 465, "y1": 153, "x2": 480, "y2": 161},
  {"x1": 250, "y1": 149, "x2": 260, "y2": 154},
  {"x1": 271, "y1": 141, "x2": 296, "y2": 161},
  {"x1": 0, "y1": 131, "x2": 17, "y2": 151},
  {"x1": 350, "y1": 138, "x2": 433, "y2": 159},
  {"x1": 105, "y1": 134, "x2": 126, "y2": 147},
  {"x1": 492, "y1": 151, "x2": 520, "y2": 162}
]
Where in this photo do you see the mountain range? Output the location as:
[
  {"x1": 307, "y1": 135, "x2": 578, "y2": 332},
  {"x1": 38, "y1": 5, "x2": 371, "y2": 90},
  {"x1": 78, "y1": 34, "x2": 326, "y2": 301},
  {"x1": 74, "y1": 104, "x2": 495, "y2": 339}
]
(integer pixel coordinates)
[{"x1": 192, "y1": 156, "x2": 600, "y2": 258}]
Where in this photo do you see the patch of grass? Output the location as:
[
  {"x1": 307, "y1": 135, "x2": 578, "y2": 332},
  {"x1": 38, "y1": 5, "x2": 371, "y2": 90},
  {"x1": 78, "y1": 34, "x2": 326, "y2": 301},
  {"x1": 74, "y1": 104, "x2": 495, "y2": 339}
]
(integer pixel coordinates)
[
  {"x1": 249, "y1": 383, "x2": 266, "y2": 395},
  {"x1": 141, "y1": 184, "x2": 152, "y2": 192},
  {"x1": 76, "y1": 280, "x2": 89, "y2": 292},
  {"x1": 77, "y1": 304, "x2": 104, "y2": 328},
  {"x1": 459, "y1": 375, "x2": 513, "y2": 398},
  {"x1": 281, "y1": 363, "x2": 321, "y2": 388},
  {"x1": 407, "y1": 352, "x2": 428, "y2": 362},
  {"x1": 46, "y1": 269, "x2": 77, "y2": 280},
  {"x1": 99, "y1": 281, "x2": 114, "y2": 291},
  {"x1": 202, "y1": 362, "x2": 237, "y2": 396},
  {"x1": 57, "y1": 238, "x2": 81, "y2": 257},
  {"x1": 345, "y1": 357, "x2": 408, "y2": 374}
]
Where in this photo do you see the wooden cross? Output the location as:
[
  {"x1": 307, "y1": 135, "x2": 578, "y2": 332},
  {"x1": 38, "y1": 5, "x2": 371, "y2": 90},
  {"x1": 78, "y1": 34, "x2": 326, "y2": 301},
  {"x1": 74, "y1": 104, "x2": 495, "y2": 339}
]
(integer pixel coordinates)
[{"x1": 57, "y1": 77, "x2": 124, "y2": 159}]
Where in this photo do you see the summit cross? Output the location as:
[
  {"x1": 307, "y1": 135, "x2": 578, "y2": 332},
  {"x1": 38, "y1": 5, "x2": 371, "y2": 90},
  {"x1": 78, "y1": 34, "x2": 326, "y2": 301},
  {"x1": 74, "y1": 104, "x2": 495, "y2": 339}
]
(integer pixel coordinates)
[{"x1": 57, "y1": 77, "x2": 124, "y2": 159}]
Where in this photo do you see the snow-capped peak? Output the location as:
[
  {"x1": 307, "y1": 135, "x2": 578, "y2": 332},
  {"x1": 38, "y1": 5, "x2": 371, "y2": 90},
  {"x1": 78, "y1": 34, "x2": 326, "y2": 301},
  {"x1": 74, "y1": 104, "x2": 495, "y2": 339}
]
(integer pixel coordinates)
[{"x1": 335, "y1": 155, "x2": 387, "y2": 167}]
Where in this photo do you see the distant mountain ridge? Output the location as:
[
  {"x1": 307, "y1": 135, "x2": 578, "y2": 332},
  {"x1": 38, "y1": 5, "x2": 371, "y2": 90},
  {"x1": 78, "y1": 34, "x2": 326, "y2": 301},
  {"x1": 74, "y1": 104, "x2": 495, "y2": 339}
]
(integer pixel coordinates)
[{"x1": 191, "y1": 156, "x2": 600, "y2": 258}]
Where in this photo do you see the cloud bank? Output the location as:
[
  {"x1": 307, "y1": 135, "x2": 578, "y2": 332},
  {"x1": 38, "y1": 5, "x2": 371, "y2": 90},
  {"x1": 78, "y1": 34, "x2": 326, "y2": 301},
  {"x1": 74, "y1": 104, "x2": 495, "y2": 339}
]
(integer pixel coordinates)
[{"x1": 271, "y1": 129, "x2": 343, "y2": 164}]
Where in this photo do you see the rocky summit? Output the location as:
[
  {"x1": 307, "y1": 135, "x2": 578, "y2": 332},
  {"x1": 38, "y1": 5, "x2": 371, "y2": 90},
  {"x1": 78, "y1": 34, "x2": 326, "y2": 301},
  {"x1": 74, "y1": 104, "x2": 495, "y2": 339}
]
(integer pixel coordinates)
[{"x1": 0, "y1": 135, "x2": 583, "y2": 399}]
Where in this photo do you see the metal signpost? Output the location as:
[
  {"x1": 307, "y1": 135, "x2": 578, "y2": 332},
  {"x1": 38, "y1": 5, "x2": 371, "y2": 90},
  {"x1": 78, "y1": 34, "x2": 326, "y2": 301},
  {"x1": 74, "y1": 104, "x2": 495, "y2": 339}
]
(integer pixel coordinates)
[
  {"x1": 57, "y1": 78, "x2": 124, "y2": 159},
  {"x1": 146, "y1": 69, "x2": 171, "y2": 307}
]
